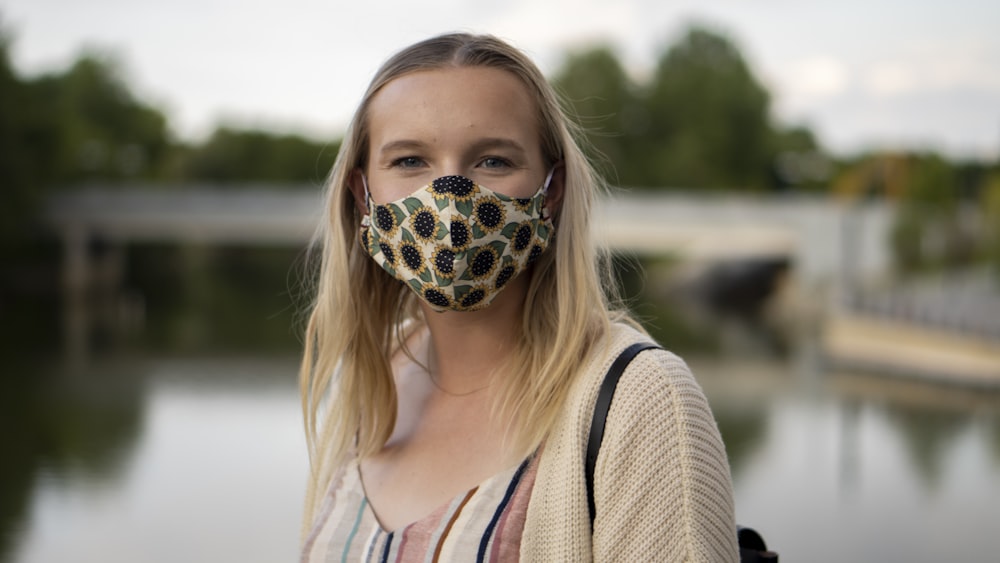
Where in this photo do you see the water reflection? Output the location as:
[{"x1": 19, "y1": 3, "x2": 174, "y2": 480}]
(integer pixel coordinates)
[
  {"x1": 6, "y1": 355, "x2": 306, "y2": 563},
  {"x1": 625, "y1": 258, "x2": 1000, "y2": 561},
  {"x1": 0, "y1": 357, "x2": 144, "y2": 562},
  {"x1": 887, "y1": 404, "x2": 971, "y2": 491},
  {"x1": 832, "y1": 371, "x2": 1000, "y2": 485},
  {"x1": 3, "y1": 252, "x2": 1000, "y2": 562},
  {"x1": 714, "y1": 409, "x2": 770, "y2": 478},
  {"x1": 990, "y1": 414, "x2": 1000, "y2": 468}
]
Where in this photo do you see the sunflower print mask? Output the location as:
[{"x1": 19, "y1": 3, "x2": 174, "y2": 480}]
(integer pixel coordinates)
[{"x1": 360, "y1": 171, "x2": 554, "y2": 312}]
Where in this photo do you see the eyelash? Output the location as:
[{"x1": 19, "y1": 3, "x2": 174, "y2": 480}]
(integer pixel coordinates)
[
  {"x1": 390, "y1": 156, "x2": 424, "y2": 169},
  {"x1": 388, "y1": 156, "x2": 515, "y2": 170},
  {"x1": 480, "y1": 156, "x2": 513, "y2": 169}
]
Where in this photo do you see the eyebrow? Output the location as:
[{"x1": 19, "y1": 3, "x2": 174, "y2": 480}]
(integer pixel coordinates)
[
  {"x1": 377, "y1": 139, "x2": 427, "y2": 154},
  {"x1": 376, "y1": 137, "x2": 528, "y2": 156},
  {"x1": 468, "y1": 137, "x2": 528, "y2": 156}
]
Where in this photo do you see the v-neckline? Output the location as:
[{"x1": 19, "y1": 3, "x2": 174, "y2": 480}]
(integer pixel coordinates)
[{"x1": 353, "y1": 457, "x2": 528, "y2": 534}]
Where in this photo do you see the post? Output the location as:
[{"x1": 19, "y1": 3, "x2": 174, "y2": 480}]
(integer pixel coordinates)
[{"x1": 62, "y1": 223, "x2": 90, "y2": 369}]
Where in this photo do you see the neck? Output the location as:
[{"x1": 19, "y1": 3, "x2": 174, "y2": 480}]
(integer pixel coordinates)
[{"x1": 420, "y1": 275, "x2": 528, "y2": 395}]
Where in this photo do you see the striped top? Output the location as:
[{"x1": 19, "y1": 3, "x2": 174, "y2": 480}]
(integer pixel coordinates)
[{"x1": 301, "y1": 454, "x2": 539, "y2": 562}]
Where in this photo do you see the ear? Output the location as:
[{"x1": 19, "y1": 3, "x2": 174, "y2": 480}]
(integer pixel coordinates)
[
  {"x1": 348, "y1": 168, "x2": 368, "y2": 216},
  {"x1": 544, "y1": 162, "x2": 566, "y2": 220}
]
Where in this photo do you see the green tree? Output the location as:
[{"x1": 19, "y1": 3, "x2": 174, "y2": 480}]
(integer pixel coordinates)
[
  {"x1": 769, "y1": 126, "x2": 831, "y2": 191},
  {"x1": 179, "y1": 126, "x2": 339, "y2": 185},
  {"x1": 0, "y1": 32, "x2": 60, "y2": 237},
  {"x1": 980, "y1": 172, "x2": 1000, "y2": 275},
  {"x1": 552, "y1": 46, "x2": 641, "y2": 186},
  {"x1": 37, "y1": 52, "x2": 171, "y2": 183},
  {"x1": 889, "y1": 153, "x2": 971, "y2": 273},
  {"x1": 1, "y1": 38, "x2": 174, "y2": 347},
  {"x1": 0, "y1": 29, "x2": 64, "y2": 361},
  {"x1": 1, "y1": 43, "x2": 172, "y2": 197},
  {"x1": 551, "y1": 25, "x2": 812, "y2": 191},
  {"x1": 642, "y1": 26, "x2": 773, "y2": 189}
]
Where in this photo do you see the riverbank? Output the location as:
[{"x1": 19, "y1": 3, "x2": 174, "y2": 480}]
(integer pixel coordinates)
[{"x1": 822, "y1": 311, "x2": 1000, "y2": 388}]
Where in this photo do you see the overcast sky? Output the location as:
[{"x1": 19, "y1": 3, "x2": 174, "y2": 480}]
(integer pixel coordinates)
[{"x1": 2, "y1": 0, "x2": 998, "y2": 158}]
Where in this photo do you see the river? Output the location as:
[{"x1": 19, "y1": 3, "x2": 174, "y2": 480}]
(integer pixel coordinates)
[{"x1": 3, "y1": 283, "x2": 1000, "y2": 562}]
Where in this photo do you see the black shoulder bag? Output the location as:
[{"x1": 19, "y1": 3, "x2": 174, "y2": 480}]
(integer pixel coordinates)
[{"x1": 585, "y1": 342, "x2": 778, "y2": 563}]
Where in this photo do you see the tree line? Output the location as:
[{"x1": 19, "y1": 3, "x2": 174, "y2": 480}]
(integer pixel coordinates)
[
  {"x1": 1, "y1": 23, "x2": 998, "y2": 273},
  {"x1": 552, "y1": 27, "x2": 826, "y2": 192}
]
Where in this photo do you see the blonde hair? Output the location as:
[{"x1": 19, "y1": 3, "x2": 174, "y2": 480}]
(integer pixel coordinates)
[{"x1": 299, "y1": 32, "x2": 635, "y2": 531}]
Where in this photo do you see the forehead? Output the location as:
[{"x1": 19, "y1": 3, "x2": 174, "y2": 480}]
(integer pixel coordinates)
[{"x1": 366, "y1": 66, "x2": 542, "y2": 152}]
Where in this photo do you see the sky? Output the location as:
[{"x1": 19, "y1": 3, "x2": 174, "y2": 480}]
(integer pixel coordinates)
[{"x1": 2, "y1": 0, "x2": 998, "y2": 159}]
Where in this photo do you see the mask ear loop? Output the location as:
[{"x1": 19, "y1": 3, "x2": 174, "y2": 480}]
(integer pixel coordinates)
[
  {"x1": 540, "y1": 167, "x2": 557, "y2": 222},
  {"x1": 541, "y1": 167, "x2": 556, "y2": 195},
  {"x1": 359, "y1": 174, "x2": 372, "y2": 227}
]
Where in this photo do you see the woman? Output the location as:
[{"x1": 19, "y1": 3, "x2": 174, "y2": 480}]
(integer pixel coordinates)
[{"x1": 299, "y1": 33, "x2": 738, "y2": 562}]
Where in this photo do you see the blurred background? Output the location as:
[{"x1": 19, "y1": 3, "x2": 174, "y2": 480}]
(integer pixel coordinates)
[{"x1": 2, "y1": 1, "x2": 999, "y2": 562}]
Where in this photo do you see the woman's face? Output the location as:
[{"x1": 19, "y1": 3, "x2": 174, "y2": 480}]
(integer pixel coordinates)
[{"x1": 361, "y1": 66, "x2": 549, "y2": 204}]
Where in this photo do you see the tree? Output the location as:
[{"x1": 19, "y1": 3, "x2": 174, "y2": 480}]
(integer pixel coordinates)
[
  {"x1": 984, "y1": 172, "x2": 1000, "y2": 275},
  {"x1": 0, "y1": 32, "x2": 59, "y2": 237},
  {"x1": 179, "y1": 127, "x2": 339, "y2": 185},
  {"x1": 38, "y1": 52, "x2": 171, "y2": 183},
  {"x1": 0, "y1": 43, "x2": 173, "y2": 194},
  {"x1": 642, "y1": 26, "x2": 773, "y2": 189},
  {"x1": 887, "y1": 153, "x2": 976, "y2": 273},
  {"x1": 552, "y1": 46, "x2": 641, "y2": 186},
  {"x1": 769, "y1": 126, "x2": 831, "y2": 191},
  {"x1": 551, "y1": 25, "x2": 813, "y2": 191}
]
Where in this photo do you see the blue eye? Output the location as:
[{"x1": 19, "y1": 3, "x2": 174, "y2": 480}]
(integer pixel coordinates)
[
  {"x1": 392, "y1": 156, "x2": 424, "y2": 168},
  {"x1": 480, "y1": 157, "x2": 512, "y2": 169}
]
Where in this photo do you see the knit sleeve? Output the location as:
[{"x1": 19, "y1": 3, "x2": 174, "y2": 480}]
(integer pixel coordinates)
[{"x1": 591, "y1": 349, "x2": 739, "y2": 562}]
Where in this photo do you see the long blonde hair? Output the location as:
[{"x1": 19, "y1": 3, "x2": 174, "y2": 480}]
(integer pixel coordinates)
[{"x1": 299, "y1": 32, "x2": 633, "y2": 530}]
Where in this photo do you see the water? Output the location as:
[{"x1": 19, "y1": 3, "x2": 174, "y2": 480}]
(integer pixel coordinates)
[
  {"x1": 696, "y1": 354, "x2": 1000, "y2": 562},
  {"x1": 4, "y1": 356, "x2": 307, "y2": 563},
  {"x1": 4, "y1": 322, "x2": 1000, "y2": 562}
]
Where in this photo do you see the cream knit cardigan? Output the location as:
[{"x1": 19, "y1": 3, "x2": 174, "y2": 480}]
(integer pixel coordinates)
[{"x1": 521, "y1": 323, "x2": 739, "y2": 562}]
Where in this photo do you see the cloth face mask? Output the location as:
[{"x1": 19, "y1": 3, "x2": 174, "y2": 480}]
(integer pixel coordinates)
[{"x1": 361, "y1": 172, "x2": 554, "y2": 312}]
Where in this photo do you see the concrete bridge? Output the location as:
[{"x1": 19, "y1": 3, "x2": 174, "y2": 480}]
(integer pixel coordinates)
[
  {"x1": 43, "y1": 185, "x2": 900, "y2": 368},
  {"x1": 44, "y1": 185, "x2": 893, "y2": 292},
  {"x1": 47, "y1": 186, "x2": 1000, "y2": 386}
]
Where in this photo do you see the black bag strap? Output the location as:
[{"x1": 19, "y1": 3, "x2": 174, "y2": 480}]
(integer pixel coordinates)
[{"x1": 585, "y1": 341, "x2": 661, "y2": 528}]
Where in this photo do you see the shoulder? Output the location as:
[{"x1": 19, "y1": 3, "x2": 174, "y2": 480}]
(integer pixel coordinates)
[
  {"x1": 596, "y1": 323, "x2": 722, "y2": 471},
  {"x1": 522, "y1": 321, "x2": 738, "y2": 560},
  {"x1": 609, "y1": 341, "x2": 712, "y2": 434},
  {"x1": 561, "y1": 320, "x2": 712, "y2": 441},
  {"x1": 590, "y1": 323, "x2": 739, "y2": 561},
  {"x1": 587, "y1": 321, "x2": 708, "y2": 416}
]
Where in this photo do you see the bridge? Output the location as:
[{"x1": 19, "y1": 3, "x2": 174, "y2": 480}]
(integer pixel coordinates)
[
  {"x1": 44, "y1": 186, "x2": 893, "y2": 293},
  {"x1": 47, "y1": 187, "x2": 1000, "y2": 385}
]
